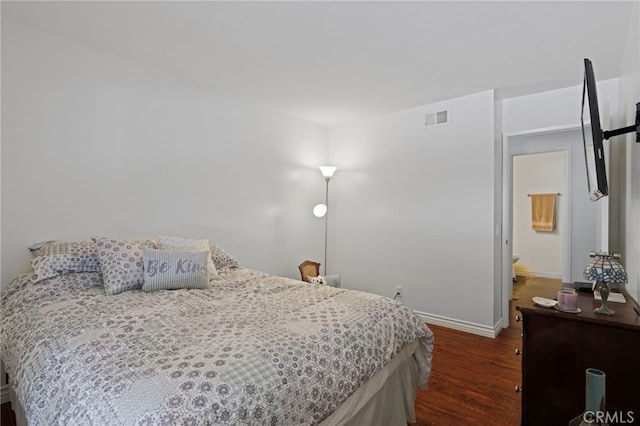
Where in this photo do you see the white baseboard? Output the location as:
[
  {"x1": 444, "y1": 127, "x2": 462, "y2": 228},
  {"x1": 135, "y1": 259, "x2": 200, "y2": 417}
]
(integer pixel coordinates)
[
  {"x1": 1, "y1": 384, "x2": 9, "y2": 404},
  {"x1": 413, "y1": 310, "x2": 500, "y2": 339}
]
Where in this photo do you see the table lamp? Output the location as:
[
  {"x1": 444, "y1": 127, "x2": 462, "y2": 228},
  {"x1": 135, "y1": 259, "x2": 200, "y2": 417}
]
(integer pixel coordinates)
[{"x1": 583, "y1": 252, "x2": 628, "y2": 316}]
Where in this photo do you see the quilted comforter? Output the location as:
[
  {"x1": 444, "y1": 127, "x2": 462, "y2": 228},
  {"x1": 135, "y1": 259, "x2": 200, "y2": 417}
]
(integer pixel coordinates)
[{"x1": 1, "y1": 267, "x2": 433, "y2": 425}]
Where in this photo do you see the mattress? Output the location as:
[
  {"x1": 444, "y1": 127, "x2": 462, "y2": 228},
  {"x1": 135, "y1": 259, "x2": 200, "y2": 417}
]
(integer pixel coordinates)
[{"x1": 1, "y1": 267, "x2": 433, "y2": 425}]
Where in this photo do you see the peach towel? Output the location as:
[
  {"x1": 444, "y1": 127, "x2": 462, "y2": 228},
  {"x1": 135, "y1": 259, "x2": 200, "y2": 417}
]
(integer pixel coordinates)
[{"x1": 531, "y1": 193, "x2": 556, "y2": 231}]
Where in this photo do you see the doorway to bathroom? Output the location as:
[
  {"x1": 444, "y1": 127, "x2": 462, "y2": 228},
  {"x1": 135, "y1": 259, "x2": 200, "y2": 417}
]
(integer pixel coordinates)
[
  {"x1": 512, "y1": 151, "x2": 565, "y2": 283},
  {"x1": 501, "y1": 125, "x2": 605, "y2": 327}
]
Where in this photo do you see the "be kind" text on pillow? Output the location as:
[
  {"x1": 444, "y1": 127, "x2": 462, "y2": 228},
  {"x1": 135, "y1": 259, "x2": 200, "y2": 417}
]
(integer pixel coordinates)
[{"x1": 142, "y1": 248, "x2": 210, "y2": 292}]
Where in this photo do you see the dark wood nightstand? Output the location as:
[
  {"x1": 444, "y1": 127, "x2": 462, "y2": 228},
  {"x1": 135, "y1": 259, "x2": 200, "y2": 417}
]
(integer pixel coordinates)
[{"x1": 515, "y1": 284, "x2": 640, "y2": 425}]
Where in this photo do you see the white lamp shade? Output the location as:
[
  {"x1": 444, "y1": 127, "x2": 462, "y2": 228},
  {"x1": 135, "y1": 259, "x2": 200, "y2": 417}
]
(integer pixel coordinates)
[
  {"x1": 313, "y1": 203, "x2": 327, "y2": 217},
  {"x1": 318, "y1": 166, "x2": 338, "y2": 179}
]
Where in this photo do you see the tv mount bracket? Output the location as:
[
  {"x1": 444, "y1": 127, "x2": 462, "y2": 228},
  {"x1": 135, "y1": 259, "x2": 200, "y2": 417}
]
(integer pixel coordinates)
[{"x1": 602, "y1": 102, "x2": 640, "y2": 142}]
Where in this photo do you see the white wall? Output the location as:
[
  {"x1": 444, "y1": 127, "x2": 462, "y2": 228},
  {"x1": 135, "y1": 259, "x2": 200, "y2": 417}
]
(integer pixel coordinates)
[
  {"x1": 512, "y1": 152, "x2": 564, "y2": 278},
  {"x1": 492, "y1": 99, "x2": 504, "y2": 327},
  {"x1": 328, "y1": 90, "x2": 498, "y2": 331},
  {"x1": 503, "y1": 80, "x2": 619, "y2": 135},
  {"x1": 0, "y1": 20, "x2": 329, "y2": 289},
  {"x1": 618, "y1": 1, "x2": 640, "y2": 303}
]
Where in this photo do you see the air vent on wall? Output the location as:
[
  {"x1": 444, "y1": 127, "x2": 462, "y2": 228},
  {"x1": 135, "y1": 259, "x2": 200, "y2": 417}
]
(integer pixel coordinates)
[{"x1": 423, "y1": 109, "x2": 449, "y2": 128}]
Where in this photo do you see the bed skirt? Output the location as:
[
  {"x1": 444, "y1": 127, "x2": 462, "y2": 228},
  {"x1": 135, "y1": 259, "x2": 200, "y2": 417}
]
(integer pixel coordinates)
[
  {"x1": 9, "y1": 385, "x2": 26, "y2": 426},
  {"x1": 322, "y1": 339, "x2": 422, "y2": 425}
]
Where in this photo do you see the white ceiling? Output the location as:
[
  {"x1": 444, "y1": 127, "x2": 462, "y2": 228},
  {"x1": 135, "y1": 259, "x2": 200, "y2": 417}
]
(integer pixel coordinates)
[{"x1": 2, "y1": 1, "x2": 635, "y2": 126}]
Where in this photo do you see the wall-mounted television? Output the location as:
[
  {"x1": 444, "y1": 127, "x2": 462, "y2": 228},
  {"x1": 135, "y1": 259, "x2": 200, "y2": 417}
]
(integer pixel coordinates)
[{"x1": 581, "y1": 58, "x2": 640, "y2": 202}]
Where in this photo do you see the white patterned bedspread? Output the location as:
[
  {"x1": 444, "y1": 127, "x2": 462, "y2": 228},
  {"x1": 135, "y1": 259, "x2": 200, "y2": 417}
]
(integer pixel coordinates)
[{"x1": 1, "y1": 268, "x2": 433, "y2": 425}]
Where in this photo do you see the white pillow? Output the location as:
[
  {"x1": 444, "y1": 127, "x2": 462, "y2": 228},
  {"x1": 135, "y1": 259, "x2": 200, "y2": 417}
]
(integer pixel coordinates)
[
  {"x1": 158, "y1": 235, "x2": 218, "y2": 279},
  {"x1": 325, "y1": 274, "x2": 341, "y2": 288}
]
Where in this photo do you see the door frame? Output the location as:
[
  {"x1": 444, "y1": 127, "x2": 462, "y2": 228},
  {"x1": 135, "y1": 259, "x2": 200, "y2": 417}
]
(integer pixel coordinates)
[{"x1": 501, "y1": 125, "x2": 577, "y2": 328}]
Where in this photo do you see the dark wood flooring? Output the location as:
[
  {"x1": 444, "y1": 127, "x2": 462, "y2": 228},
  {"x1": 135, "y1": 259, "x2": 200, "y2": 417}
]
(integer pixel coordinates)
[
  {"x1": 413, "y1": 321, "x2": 522, "y2": 424},
  {"x1": 0, "y1": 277, "x2": 559, "y2": 425},
  {"x1": 412, "y1": 276, "x2": 559, "y2": 425}
]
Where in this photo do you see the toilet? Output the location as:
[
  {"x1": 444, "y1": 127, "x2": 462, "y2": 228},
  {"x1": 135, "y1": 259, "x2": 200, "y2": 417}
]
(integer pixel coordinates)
[{"x1": 512, "y1": 253, "x2": 520, "y2": 282}]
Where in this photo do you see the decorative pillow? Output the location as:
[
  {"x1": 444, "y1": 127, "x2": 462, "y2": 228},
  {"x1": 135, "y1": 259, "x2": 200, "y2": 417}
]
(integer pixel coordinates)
[
  {"x1": 158, "y1": 235, "x2": 218, "y2": 279},
  {"x1": 92, "y1": 238, "x2": 157, "y2": 296},
  {"x1": 142, "y1": 248, "x2": 209, "y2": 292},
  {"x1": 209, "y1": 243, "x2": 240, "y2": 270},
  {"x1": 29, "y1": 240, "x2": 101, "y2": 283},
  {"x1": 325, "y1": 274, "x2": 341, "y2": 288}
]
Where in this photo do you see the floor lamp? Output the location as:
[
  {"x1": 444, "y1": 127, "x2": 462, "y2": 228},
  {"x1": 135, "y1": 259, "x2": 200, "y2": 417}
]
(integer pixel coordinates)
[{"x1": 313, "y1": 166, "x2": 337, "y2": 275}]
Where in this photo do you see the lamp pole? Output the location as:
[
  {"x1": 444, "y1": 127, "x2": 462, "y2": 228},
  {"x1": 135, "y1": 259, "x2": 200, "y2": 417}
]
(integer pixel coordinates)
[
  {"x1": 318, "y1": 166, "x2": 337, "y2": 276},
  {"x1": 323, "y1": 176, "x2": 330, "y2": 275}
]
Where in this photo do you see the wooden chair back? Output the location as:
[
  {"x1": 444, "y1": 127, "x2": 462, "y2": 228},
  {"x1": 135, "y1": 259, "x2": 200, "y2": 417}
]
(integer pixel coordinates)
[{"x1": 298, "y1": 260, "x2": 321, "y2": 282}]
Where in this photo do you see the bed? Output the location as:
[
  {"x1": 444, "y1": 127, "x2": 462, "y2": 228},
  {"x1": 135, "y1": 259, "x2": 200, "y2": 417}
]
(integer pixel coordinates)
[{"x1": 1, "y1": 238, "x2": 433, "y2": 425}]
